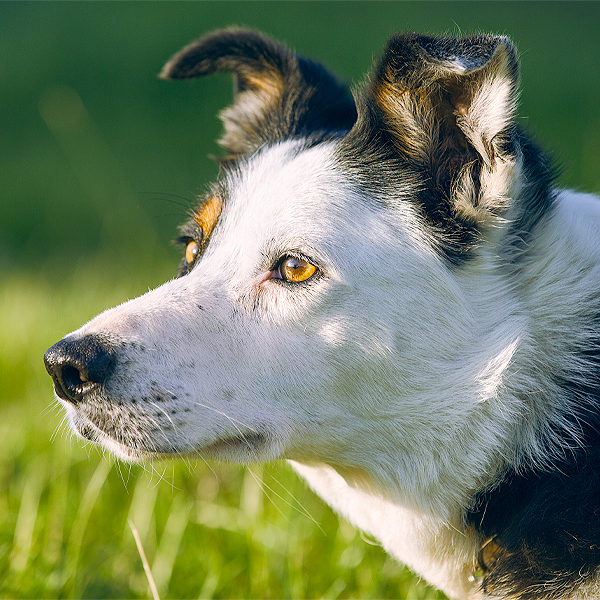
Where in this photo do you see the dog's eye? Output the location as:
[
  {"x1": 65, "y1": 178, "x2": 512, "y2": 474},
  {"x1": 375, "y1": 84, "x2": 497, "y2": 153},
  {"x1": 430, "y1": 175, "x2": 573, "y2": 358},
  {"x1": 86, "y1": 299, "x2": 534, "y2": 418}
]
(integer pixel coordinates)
[
  {"x1": 185, "y1": 240, "x2": 199, "y2": 266},
  {"x1": 278, "y1": 257, "x2": 317, "y2": 283}
]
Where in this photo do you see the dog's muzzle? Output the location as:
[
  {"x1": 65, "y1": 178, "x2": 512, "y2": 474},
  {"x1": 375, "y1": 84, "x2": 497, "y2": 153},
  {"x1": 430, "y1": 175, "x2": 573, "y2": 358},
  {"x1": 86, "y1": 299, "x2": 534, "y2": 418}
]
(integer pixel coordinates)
[{"x1": 44, "y1": 335, "x2": 115, "y2": 404}]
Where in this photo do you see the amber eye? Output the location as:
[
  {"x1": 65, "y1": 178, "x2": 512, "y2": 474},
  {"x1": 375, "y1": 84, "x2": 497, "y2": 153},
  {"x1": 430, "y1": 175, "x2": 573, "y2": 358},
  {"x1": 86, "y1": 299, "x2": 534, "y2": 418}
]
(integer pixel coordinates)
[
  {"x1": 185, "y1": 240, "x2": 199, "y2": 265},
  {"x1": 279, "y1": 256, "x2": 317, "y2": 283}
]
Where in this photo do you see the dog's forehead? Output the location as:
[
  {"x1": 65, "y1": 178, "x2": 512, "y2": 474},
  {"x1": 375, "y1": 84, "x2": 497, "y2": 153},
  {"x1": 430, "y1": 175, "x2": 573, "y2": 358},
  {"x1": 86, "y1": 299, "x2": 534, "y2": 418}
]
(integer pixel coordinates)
[
  {"x1": 215, "y1": 140, "x2": 352, "y2": 248},
  {"x1": 228, "y1": 140, "x2": 342, "y2": 213},
  {"x1": 195, "y1": 138, "x2": 431, "y2": 277}
]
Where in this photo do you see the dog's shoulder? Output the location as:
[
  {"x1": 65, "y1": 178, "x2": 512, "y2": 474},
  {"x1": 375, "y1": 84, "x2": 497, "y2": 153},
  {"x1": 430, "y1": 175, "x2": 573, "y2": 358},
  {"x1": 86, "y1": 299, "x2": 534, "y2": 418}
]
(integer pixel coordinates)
[{"x1": 467, "y1": 306, "x2": 600, "y2": 598}]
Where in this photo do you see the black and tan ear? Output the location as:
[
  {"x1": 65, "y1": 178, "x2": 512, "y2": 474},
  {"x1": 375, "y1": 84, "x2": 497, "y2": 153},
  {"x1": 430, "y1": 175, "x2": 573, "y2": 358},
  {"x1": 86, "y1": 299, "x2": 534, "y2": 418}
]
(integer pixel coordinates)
[
  {"x1": 350, "y1": 32, "x2": 520, "y2": 232},
  {"x1": 160, "y1": 28, "x2": 357, "y2": 157}
]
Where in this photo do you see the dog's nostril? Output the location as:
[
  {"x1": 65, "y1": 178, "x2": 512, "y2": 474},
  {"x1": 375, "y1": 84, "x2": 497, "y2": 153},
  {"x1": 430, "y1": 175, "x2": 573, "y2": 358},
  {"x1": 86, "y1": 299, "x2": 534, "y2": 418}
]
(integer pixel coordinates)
[
  {"x1": 62, "y1": 364, "x2": 87, "y2": 389},
  {"x1": 44, "y1": 335, "x2": 115, "y2": 405}
]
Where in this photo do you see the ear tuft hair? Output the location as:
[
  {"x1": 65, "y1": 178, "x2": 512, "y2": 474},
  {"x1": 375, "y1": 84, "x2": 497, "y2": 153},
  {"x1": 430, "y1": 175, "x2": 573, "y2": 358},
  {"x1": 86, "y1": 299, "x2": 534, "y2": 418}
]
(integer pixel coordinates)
[
  {"x1": 353, "y1": 32, "x2": 520, "y2": 231},
  {"x1": 160, "y1": 28, "x2": 357, "y2": 157}
]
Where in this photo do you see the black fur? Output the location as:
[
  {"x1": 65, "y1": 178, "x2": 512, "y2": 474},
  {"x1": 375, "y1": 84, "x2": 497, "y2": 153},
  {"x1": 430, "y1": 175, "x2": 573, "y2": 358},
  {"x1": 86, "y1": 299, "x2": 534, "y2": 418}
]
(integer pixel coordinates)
[
  {"x1": 336, "y1": 33, "x2": 545, "y2": 266},
  {"x1": 370, "y1": 32, "x2": 519, "y2": 97},
  {"x1": 166, "y1": 30, "x2": 552, "y2": 267},
  {"x1": 160, "y1": 28, "x2": 357, "y2": 157},
  {"x1": 499, "y1": 132, "x2": 558, "y2": 268},
  {"x1": 338, "y1": 124, "x2": 557, "y2": 268}
]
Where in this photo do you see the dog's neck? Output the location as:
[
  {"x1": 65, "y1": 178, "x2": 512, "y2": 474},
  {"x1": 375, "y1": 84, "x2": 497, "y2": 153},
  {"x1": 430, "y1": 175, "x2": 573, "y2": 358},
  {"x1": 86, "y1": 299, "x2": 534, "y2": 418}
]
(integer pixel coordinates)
[{"x1": 291, "y1": 460, "x2": 483, "y2": 599}]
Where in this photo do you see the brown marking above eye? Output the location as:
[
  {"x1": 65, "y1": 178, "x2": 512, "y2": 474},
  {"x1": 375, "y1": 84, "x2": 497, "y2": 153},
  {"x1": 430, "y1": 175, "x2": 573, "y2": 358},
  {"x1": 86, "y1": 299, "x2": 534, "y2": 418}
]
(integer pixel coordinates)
[{"x1": 193, "y1": 195, "x2": 222, "y2": 241}]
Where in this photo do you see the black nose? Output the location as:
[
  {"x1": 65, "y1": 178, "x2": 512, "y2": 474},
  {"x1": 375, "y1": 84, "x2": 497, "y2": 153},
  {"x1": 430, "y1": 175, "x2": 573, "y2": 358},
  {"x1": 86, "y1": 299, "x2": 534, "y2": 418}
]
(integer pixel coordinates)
[{"x1": 44, "y1": 335, "x2": 115, "y2": 404}]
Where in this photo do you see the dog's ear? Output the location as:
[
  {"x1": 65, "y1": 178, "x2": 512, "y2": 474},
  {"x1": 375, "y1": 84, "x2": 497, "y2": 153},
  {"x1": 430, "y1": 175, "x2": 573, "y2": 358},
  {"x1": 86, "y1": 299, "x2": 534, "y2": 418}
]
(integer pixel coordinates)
[
  {"x1": 160, "y1": 28, "x2": 357, "y2": 157},
  {"x1": 351, "y1": 32, "x2": 520, "y2": 230}
]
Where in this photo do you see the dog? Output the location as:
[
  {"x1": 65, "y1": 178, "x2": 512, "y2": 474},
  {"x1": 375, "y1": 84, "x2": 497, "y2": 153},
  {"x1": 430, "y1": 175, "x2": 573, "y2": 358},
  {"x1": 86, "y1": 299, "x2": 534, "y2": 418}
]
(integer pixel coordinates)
[{"x1": 44, "y1": 29, "x2": 600, "y2": 599}]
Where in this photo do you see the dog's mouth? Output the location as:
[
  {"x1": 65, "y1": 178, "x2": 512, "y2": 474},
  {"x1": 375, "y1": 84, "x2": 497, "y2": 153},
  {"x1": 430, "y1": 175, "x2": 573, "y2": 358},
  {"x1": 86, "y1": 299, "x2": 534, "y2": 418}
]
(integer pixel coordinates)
[
  {"x1": 66, "y1": 410, "x2": 178, "y2": 461},
  {"x1": 199, "y1": 430, "x2": 269, "y2": 461},
  {"x1": 67, "y1": 405, "x2": 271, "y2": 463}
]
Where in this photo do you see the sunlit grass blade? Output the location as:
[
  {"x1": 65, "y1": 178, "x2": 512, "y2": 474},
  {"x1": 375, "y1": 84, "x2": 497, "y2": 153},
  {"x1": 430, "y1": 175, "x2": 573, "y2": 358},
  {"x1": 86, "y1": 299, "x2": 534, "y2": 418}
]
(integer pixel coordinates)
[
  {"x1": 9, "y1": 456, "x2": 46, "y2": 573},
  {"x1": 129, "y1": 519, "x2": 160, "y2": 600},
  {"x1": 62, "y1": 458, "x2": 112, "y2": 595},
  {"x1": 151, "y1": 492, "x2": 193, "y2": 597}
]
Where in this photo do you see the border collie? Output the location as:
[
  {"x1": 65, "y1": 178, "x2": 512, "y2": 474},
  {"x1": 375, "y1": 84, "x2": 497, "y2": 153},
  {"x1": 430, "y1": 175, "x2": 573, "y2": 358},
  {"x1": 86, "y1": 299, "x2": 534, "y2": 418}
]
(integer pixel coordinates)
[{"x1": 45, "y1": 29, "x2": 600, "y2": 599}]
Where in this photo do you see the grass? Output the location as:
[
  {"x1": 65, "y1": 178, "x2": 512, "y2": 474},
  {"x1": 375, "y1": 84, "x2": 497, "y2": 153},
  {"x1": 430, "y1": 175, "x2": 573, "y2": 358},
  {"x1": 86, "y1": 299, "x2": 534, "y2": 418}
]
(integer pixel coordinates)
[{"x1": 0, "y1": 268, "x2": 447, "y2": 599}]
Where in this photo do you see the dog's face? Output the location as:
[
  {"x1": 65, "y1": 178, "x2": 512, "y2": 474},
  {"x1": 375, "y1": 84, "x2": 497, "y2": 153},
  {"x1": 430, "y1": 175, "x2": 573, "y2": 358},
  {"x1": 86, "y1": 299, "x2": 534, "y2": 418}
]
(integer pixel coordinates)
[
  {"x1": 46, "y1": 29, "x2": 523, "y2": 511},
  {"x1": 48, "y1": 138, "x2": 463, "y2": 465}
]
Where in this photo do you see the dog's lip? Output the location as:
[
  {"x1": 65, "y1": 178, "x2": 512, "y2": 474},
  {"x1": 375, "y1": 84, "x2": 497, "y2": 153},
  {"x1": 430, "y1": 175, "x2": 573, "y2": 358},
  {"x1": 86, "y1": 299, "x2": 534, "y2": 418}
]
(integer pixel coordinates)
[
  {"x1": 70, "y1": 414, "x2": 178, "y2": 460},
  {"x1": 199, "y1": 431, "x2": 267, "y2": 456},
  {"x1": 67, "y1": 401, "x2": 270, "y2": 461}
]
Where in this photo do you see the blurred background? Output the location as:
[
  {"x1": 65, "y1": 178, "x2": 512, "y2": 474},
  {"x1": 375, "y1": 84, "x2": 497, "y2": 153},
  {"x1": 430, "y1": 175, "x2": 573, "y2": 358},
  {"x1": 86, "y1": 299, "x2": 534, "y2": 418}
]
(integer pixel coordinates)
[{"x1": 1, "y1": 2, "x2": 599, "y2": 598}]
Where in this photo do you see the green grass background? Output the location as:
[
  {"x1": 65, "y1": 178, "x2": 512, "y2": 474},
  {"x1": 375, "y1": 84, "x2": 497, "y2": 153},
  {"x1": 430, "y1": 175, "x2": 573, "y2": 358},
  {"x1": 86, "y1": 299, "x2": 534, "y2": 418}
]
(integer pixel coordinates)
[{"x1": 1, "y1": 2, "x2": 599, "y2": 598}]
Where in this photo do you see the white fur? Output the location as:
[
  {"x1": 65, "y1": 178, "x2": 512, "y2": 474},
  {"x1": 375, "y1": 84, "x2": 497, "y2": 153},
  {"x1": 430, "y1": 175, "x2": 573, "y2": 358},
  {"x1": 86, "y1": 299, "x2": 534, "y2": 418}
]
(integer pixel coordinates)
[{"x1": 55, "y1": 134, "x2": 600, "y2": 599}]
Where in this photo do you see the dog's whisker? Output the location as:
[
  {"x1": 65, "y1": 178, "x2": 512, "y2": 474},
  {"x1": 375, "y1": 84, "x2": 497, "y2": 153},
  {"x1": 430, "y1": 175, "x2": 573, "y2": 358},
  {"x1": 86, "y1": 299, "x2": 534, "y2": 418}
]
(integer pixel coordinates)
[
  {"x1": 41, "y1": 400, "x2": 61, "y2": 419},
  {"x1": 139, "y1": 191, "x2": 195, "y2": 209},
  {"x1": 249, "y1": 467, "x2": 324, "y2": 534},
  {"x1": 51, "y1": 413, "x2": 71, "y2": 444},
  {"x1": 193, "y1": 402, "x2": 257, "y2": 433},
  {"x1": 246, "y1": 467, "x2": 291, "y2": 525},
  {"x1": 114, "y1": 459, "x2": 130, "y2": 492},
  {"x1": 149, "y1": 402, "x2": 176, "y2": 429}
]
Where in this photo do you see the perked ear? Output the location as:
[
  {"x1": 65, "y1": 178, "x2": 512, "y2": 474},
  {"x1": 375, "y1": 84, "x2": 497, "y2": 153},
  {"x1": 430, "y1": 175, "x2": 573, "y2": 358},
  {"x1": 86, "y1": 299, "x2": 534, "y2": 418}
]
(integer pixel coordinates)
[
  {"x1": 357, "y1": 32, "x2": 520, "y2": 227},
  {"x1": 160, "y1": 28, "x2": 357, "y2": 157}
]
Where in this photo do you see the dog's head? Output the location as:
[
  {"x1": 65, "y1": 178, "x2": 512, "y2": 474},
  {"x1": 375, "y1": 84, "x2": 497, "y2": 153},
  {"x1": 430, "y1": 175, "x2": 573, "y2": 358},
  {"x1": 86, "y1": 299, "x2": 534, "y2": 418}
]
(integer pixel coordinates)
[{"x1": 45, "y1": 30, "x2": 528, "y2": 512}]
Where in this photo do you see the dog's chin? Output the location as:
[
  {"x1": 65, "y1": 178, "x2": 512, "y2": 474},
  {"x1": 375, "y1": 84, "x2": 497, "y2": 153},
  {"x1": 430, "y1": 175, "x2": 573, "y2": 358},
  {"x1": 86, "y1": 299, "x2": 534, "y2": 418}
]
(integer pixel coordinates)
[
  {"x1": 67, "y1": 413, "x2": 173, "y2": 462},
  {"x1": 67, "y1": 408, "x2": 275, "y2": 464}
]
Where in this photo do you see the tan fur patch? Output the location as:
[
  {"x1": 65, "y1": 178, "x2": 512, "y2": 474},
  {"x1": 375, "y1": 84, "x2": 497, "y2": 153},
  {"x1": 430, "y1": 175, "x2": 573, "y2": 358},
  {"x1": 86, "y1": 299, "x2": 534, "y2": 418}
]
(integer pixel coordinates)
[
  {"x1": 245, "y1": 67, "x2": 284, "y2": 99},
  {"x1": 193, "y1": 195, "x2": 222, "y2": 241},
  {"x1": 374, "y1": 79, "x2": 427, "y2": 158}
]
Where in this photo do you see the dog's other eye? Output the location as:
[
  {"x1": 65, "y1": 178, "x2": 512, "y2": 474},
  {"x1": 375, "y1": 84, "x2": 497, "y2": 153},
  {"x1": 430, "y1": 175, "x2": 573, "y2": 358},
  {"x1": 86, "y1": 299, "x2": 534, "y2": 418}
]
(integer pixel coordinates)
[
  {"x1": 278, "y1": 257, "x2": 317, "y2": 283},
  {"x1": 185, "y1": 240, "x2": 199, "y2": 266}
]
